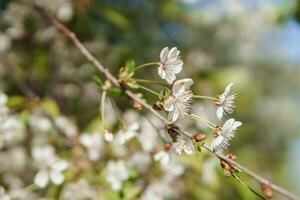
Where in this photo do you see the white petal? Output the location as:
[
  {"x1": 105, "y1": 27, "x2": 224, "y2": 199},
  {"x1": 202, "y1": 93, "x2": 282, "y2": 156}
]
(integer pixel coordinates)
[
  {"x1": 158, "y1": 66, "x2": 166, "y2": 79},
  {"x1": 154, "y1": 151, "x2": 170, "y2": 168},
  {"x1": 160, "y1": 47, "x2": 169, "y2": 62},
  {"x1": 171, "y1": 60, "x2": 183, "y2": 74},
  {"x1": 34, "y1": 170, "x2": 49, "y2": 188},
  {"x1": 211, "y1": 135, "x2": 224, "y2": 152},
  {"x1": 129, "y1": 122, "x2": 140, "y2": 131},
  {"x1": 233, "y1": 121, "x2": 242, "y2": 129},
  {"x1": 216, "y1": 106, "x2": 224, "y2": 121},
  {"x1": 172, "y1": 78, "x2": 193, "y2": 95},
  {"x1": 50, "y1": 171, "x2": 65, "y2": 185},
  {"x1": 164, "y1": 70, "x2": 176, "y2": 84},
  {"x1": 104, "y1": 131, "x2": 114, "y2": 142},
  {"x1": 224, "y1": 83, "x2": 234, "y2": 95},
  {"x1": 168, "y1": 110, "x2": 179, "y2": 122},
  {"x1": 163, "y1": 98, "x2": 174, "y2": 111},
  {"x1": 80, "y1": 134, "x2": 93, "y2": 147},
  {"x1": 111, "y1": 181, "x2": 122, "y2": 191},
  {"x1": 88, "y1": 149, "x2": 100, "y2": 161},
  {"x1": 51, "y1": 160, "x2": 68, "y2": 171},
  {"x1": 168, "y1": 47, "x2": 180, "y2": 59},
  {"x1": 184, "y1": 144, "x2": 194, "y2": 155}
]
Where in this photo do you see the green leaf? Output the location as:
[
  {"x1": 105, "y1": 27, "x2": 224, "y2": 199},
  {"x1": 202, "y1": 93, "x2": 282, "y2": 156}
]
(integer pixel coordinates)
[
  {"x1": 159, "y1": 88, "x2": 169, "y2": 101},
  {"x1": 41, "y1": 98, "x2": 60, "y2": 117},
  {"x1": 6, "y1": 96, "x2": 26, "y2": 108},
  {"x1": 108, "y1": 88, "x2": 122, "y2": 97},
  {"x1": 125, "y1": 60, "x2": 135, "y2": 73},
  {"x1": 232, "y1": 173, "x2": 266, "y2": 200},
  {"x1": 92, "y1": 75, "x2": 103, "y2": 87},
  {"x1": 123, "y1": 184, "x2": 141, "y2": 200}
]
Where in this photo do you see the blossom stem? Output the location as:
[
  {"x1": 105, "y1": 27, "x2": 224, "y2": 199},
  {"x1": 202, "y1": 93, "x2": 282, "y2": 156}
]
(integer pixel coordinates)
[
  {"x1": 110, "y1": 98, "x2": 127, "y2": 129},
  {"x1": 135, "y1": 84, "x2": 160, "y2": 96},
  {"x1": 100, "y1": 90, "x2": 107, "y2": 131},
  {"x1": 188, "y1": 113, "x2": 216, "y2": 129},
  {"x1": 134, "y1": 62, "x2": 159, "y2": 72},
  {"x1": 193, "y1": 95, "x2": 218, "y2": 101},
  {"x1": 132, "y1": 78, "x2": 168, "y2": 87}
]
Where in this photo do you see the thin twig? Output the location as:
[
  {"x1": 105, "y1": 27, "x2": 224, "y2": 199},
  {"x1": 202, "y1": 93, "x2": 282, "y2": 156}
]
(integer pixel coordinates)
[{"x1": 31, "y1": 4, "x2": 300, "y2": 200}]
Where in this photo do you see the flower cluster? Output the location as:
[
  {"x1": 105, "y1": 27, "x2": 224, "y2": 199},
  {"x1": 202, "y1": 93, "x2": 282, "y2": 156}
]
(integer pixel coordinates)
[{"x1": 156, "y1": 47, "x2": 242, "y2": 152}]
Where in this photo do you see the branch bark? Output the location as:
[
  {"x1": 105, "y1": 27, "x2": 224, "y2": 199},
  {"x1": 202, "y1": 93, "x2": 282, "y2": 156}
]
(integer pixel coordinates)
[{"x1": 32, "y1": 4, "x2": 300, "y2": 200}]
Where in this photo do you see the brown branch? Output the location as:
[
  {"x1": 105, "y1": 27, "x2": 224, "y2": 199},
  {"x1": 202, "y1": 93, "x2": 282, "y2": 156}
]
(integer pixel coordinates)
[{"x1": 32, "y1": 4, "x2": 300, "y2": 200}]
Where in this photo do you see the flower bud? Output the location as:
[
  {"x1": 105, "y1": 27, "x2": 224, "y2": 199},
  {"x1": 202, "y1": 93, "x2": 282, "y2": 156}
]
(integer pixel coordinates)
[
  {"x1": 165, "y1": 143, "x2": 172, "y2": 151},
  {"x1": 193, "y1": 133, "x2": 206, "y2": 142},
  {"x1": 227, "y1": 153, "x2": 237, "y2": 160},
  {"x1": 132, "y1": 99, "x2": 143, "y2": 110},
  {"x1": 153, "y1": 101, "x2": 164, "y2": 111},
  {"x1": 102, "y1": 80, "x2": 112, "y2": 90},
  {"x1": 261, "y1": 183, "x2": 273, "y2": 198}
]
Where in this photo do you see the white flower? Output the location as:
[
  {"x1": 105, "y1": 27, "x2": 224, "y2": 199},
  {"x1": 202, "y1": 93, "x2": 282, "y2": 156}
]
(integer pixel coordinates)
[
  {"x1": 0, "y1": 116, "x2": 24, "y2": 149},
  {"x1": 104, "y1": 129, "x2": 114, "y2": 142},
  {"x1": 29, "y1": 115, "x2": 52, "y2": 133},
  {"x1": 34, "y1": 159, "x2": 68, "y2": 188},
  {"x1": 130, "y1": 152, "x2": 151, "y2": 172},
  {"x1": 32, "y1": 145, "x2": 56, "y2": 165},
  {"x1": 158, "y1": 47, "x2": 183, "y2": 84},
  {"x1": 106, "y1": 160, "x2": 129, "y2": 191},
  {"x1": 57, "y1": 2, "x2": 73, "y2": 22},
  {"x1": 61, "y1": 180, "x2": 98, "y2": 200},
  {"x1": 216, "y1": 83, "x2": 237, "y2": 120},
  {"x1": 154, "y1": 151, "x2": 171, "y2": 168},
  {"x1": 164, "y1": 79, "x2": 193, "y2": 122},
  {"x1": 211, "y1": 118, "x2": 242, "y2": 151},
  {"x1": 54, "y1": 116, "x2": 78, "y2": 138},
  {"x1": 115, "y1": 122, "x2": 139, "y2": 145},
  {"x1": 175, "y1": 135, "x2": 194, "y2": 155},
  {"x1": 0, "y1": 92, "x2": 8, "y2": 106},
  {"x1": 138, "y1": 117, "x2": 158, "y2": 152},
  {"x1": 0, "y1": 186, "x2": 10, "y2": 200},
  {"x1": 80, "y1": 132, "x2": 103, "y2": 161}
]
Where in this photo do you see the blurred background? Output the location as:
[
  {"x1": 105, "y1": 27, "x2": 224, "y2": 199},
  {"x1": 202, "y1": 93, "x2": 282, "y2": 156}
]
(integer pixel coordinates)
[{"x1": 0, "y1": 0, "x2": 300, "y2": 199}]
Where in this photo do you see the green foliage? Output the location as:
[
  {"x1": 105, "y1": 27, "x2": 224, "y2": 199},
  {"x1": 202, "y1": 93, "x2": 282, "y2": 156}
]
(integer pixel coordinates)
[{"x1": 125, "y1": 60, "x2": 135, "y2": 73}]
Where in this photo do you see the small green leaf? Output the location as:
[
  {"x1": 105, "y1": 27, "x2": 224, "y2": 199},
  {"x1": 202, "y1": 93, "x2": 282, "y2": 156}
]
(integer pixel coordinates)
[
  {"x1": 159, "y1": 88, "x2": 169, "y2": 101},
  {"x1": 108, "y1": 88, "x2": 122, "y2": 97},
  {"x1": 92, "y1": 75, "x2": 103, "y2": 86},
  {"x1": 123, "y1": 184, "x2": 141, "y2": 200},
  {"x1": 41, "y1": 98, "x2": 60, "y2": 117},
  {"x1": 6, "y1": 96, "x2": 26, "y2": 108},
  {"x1": 125, "y1": 60, "x2": 135, "y2": 73}
]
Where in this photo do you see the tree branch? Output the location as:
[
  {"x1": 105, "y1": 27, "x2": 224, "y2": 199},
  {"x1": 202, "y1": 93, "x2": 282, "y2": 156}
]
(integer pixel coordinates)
[{"x1": 32, "y1": 4, "x2": 300, "y2": 200}]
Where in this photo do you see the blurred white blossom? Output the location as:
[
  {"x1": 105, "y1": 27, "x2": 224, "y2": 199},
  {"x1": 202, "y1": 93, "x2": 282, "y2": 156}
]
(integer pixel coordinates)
[
  {"x1": 158, "y1": 47, "x2": 183, "y2": 83},
  {"x1": 154, "y1": 151, "x2": 171, "y2": 168},
  {"x1": 130, "y1": 152, "x2": 151, "y2": 172},
  {"x1": 0, "y1": 116, "x2": 24, "y2": 149},
  {"x1": 138, "y1": 117, "x2": 158, "y2": 152},
  {"x1": 54, "y1": 116, "x2": 78, "y2": 138},
  {"x1": 211, "y1": 118, "x2": 242, "y2": 151},
  {"x1": 106, "y1": 160, "x2": 129, "y2": 191},
  {"x1": 32, "y1": 145, "x2": 68, "y2": 188},
  {"x1": 175, "y1": 135, "x2": 194, "y2": 155},
  {"x1": 80, "y1": 132, "x2": 103, "y2": 161},
  {"x1": 216, "y1": 83, "x2": 236, "y2": 120},
  {"x1": 0, "y1": 187, "x2": 10, "y2": 200},
  {"x1": 61, "y1": 180, "x2": 98, "y2": 200},
  {"x1": 29, "y1": 115, "x2": 52, "y2": 133},
  {"x1": 57, "y1": 2, "x2": 73, "y2": 22},
  {"x1": 104, "y1": 129, "x2": 114, "y2": 142},
  {"x1": 164, "y1": 79, "x2": 193, "y2": 122},
  {"x1": 115, "y1": 122, "x2": 139, "y2": 145},
  {"x1": 34, "y1": 159, "x2": 68, "y2": 188}
]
